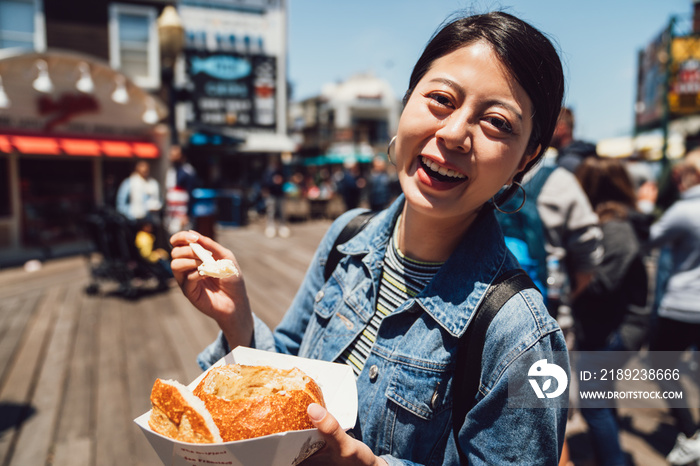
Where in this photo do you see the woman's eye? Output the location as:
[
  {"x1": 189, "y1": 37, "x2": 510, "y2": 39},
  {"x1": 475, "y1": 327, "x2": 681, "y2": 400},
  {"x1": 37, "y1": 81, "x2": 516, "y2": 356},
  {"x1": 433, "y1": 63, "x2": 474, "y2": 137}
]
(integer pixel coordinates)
[
  {"x1": 485, "y1": 116, "x2": 513, "y2": 134},
  {"x1": 427, "y1": 93, "x2": 453, "y2": 107}
]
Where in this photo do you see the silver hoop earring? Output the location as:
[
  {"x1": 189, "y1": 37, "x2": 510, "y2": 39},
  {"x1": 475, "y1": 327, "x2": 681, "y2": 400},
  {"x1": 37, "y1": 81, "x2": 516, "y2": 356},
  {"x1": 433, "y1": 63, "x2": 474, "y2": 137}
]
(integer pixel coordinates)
[
  {"x1": 493, "y1": 181, "x2": 526, "y2": 214},
  {"x1": 387, "y1": 136, "x2": 397, "y2": 166}
]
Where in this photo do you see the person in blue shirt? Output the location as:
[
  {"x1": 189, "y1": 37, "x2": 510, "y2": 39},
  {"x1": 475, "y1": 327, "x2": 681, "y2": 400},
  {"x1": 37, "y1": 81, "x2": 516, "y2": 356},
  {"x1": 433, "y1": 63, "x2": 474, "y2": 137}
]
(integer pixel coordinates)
[
  {"x1": 368, "y1": 156, "x2": 393, "y2": 211},
  {"x1": 171, "y1": 11, "x2": 567, "y2": 465}
]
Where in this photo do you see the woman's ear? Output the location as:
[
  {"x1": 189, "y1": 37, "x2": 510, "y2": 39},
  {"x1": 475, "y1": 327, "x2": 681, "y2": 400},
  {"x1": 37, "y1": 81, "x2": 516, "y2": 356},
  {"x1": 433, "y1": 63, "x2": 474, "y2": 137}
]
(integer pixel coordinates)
[
  {"x1": 518, "y1": 144, "x2": 541, "y2": 171},
  {"x1": 508, "y1": 145, "x2": 541, "y2": 184}
]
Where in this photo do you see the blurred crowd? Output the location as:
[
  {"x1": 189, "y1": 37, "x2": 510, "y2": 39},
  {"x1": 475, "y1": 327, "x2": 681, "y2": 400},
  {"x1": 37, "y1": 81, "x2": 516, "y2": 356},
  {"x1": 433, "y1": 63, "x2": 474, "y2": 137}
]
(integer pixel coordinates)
[
  {"x1": 250, "y1": 154, "x2": 401, "y2": 238},
  {"x1": 539, "y1": 108, "x2": 700, "y2": 466}
]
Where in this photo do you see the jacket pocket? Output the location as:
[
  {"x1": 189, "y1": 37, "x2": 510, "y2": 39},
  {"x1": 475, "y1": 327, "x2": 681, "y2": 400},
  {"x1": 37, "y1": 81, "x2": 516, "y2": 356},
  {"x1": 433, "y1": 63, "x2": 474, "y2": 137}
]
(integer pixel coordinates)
[
  {"x1": 382, "y1": 362, "x2": 453, "y2": 465},
  {"x1": 385, "y1": 361, "x2": 451, "y2": 420}
]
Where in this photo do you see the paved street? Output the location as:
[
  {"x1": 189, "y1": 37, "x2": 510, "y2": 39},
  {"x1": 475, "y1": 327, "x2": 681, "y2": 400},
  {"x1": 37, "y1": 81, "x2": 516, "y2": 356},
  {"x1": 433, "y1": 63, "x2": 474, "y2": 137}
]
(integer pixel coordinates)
[{"x1": 0, "y1": 217, "x2": 690, "y2": 465}]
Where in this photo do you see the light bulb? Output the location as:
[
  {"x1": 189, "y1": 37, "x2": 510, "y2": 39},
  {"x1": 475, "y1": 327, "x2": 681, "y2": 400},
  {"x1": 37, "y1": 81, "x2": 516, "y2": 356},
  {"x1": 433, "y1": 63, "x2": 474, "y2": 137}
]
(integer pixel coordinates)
[
  {"x1": 0, "y1": 76, "x2": 10, "y2": 109},
  {"x1": 142, "y1": 98, "x2": 159, "y2": 124},
  {"x1": 32, "y1": 59, "x2": 53, "y2": 93},
  {"x1": 76, "y1": 62, "x2": 94, "y2": 93},
  {"x1": 111, "y1": 75, "x2": 129, "y2": 104}
]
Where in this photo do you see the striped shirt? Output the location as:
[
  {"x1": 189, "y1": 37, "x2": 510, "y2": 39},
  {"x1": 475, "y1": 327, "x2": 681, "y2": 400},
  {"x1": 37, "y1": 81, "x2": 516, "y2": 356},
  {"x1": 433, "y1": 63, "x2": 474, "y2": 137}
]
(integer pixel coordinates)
[{"x1": 336, "y1": 219, "x2": 443, "y2": 377}]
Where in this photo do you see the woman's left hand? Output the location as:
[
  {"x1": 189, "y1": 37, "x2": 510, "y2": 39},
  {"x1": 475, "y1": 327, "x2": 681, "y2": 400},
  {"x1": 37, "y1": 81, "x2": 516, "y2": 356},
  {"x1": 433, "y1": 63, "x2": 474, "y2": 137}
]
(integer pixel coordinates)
[{"x1": 301, "y1": 404, "x2": 388, "y2": 466}]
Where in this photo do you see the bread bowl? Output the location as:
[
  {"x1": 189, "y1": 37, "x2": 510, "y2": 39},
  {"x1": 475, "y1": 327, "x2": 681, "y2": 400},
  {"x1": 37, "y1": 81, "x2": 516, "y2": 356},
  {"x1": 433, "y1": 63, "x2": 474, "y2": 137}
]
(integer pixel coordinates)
[
  {"x1": 149, "y1": 378, "x2": 223, "y2": 444},
  {"x1": 148, "y1": 364, "x2": 325, "y2": 443},
  {"x1": 193, "y1": 364, "x2": 326, "y2": 442}
]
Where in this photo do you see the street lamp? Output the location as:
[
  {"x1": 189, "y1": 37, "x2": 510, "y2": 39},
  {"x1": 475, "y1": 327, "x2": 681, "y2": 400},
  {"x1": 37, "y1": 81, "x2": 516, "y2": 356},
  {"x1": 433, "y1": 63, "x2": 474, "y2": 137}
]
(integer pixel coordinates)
[{"x1": 157, "y1": 5, "x2": 185, "y2": 144}]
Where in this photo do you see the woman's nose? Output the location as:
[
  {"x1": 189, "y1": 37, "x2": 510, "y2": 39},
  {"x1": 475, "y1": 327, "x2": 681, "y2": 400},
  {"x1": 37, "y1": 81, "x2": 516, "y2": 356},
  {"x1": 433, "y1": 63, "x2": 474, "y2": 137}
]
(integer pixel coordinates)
[{"x1": 435, "y1": 114, "x2": 472, "y2": 153}]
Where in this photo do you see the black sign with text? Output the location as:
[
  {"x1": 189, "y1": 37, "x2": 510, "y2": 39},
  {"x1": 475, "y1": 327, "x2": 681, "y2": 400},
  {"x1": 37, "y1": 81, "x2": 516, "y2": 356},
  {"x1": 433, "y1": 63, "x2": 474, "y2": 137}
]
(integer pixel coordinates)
[{"x1": 185, "y1": 50, "x2": 277, "y2": 130}]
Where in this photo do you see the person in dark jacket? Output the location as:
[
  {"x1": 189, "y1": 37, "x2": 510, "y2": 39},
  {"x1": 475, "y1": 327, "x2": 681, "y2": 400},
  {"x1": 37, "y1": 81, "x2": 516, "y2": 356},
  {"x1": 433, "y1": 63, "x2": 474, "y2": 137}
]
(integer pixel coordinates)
[
  {"x1": 573, "y1": 157, "x2": 651, "y2": 466},
  {"x1": 551, "y1": 107, "x2": 598, "y2": 173}
]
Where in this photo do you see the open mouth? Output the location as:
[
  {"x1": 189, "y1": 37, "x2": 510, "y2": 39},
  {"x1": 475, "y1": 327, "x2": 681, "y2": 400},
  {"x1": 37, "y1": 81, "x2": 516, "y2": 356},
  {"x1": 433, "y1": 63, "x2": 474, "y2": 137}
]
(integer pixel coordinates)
[{"x1": 419, "y1": 156, "x2": 467, "y2": 183}]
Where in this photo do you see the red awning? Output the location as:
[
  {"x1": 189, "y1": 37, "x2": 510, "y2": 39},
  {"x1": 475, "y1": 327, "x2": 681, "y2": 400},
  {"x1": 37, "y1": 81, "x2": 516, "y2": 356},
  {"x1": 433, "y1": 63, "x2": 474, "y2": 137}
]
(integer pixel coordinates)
[{"x1": 0, "y1": 134, "x2": 160, "y2": 159}]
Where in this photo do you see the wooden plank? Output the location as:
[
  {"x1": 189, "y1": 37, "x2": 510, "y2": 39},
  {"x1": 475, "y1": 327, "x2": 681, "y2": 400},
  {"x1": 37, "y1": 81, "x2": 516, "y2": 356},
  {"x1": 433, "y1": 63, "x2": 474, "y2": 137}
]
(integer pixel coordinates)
[
  {"x1": 0, "y1": 295, "x2": 20, "y2": 338},
  {"x1": 121, "y1": 292, "x2": 182, "y2": 466},
  {"x1": 94, "y1": 297, "x2": 132, "y2": 466},
  {"x1": 52, "y1": 288, "x2": 96, "y2": 466},
  {"x1": 245, "y1": 282, "x2": 292, "y2": 329},
  {"x1": 0, "y1": 294, "x2": 40, "y2": 389},
  {"x1": 0, "y1": 256, "x2": 90, "y2": 298},
  {"x1": 53, "y1": 436, "x2": 91, "y2": 466},
  {"x1": 9, "y1": 283, "x2": 81, "y2": 466},
  {"x1": 160, "y1": 306, "x2": 208, "y2": 385},
  {"x1": 123, "y1": 292, "x2": 183, "y2": 412},
  {"x1": 0, "y1": 286, "x2": 61, "y2": 466},
  {"x1": 168, "y1": 291, "x2": 220, "y2": 362}
]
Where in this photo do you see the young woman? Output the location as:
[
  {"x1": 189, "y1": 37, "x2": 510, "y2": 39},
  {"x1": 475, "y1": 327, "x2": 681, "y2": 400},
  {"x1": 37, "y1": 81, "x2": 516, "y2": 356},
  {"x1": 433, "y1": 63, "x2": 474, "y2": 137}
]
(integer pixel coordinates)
[{"x1": 171, "y1": 11, "x2": 567, "y2": 465}]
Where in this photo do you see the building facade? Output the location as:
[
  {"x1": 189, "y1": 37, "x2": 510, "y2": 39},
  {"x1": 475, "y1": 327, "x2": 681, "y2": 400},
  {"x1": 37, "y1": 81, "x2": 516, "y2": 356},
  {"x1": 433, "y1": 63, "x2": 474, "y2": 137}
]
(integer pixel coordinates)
[
  {"x1": 0, "y1": 0, "x2": 171, "y2": 262},
  {"x1": 290, "y1": 72, "x2": 400, "y2": 165},
  {"x1": 0, "y1": 0, "x2": 292, "y2": 264}
]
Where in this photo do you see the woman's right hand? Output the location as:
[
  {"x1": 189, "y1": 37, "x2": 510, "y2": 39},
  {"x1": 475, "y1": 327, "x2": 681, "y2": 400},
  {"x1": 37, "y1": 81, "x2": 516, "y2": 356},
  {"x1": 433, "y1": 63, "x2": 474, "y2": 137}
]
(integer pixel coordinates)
[{"x1": 170, "y1": 230, "x2": 254, "y2": 348}]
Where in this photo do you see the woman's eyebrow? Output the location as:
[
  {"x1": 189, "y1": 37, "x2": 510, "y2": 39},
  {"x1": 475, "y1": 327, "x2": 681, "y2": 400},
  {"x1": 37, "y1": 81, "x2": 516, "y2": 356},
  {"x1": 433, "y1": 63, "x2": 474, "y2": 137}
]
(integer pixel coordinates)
[
  {"x1": 427, "y1": 78, "x2": 523, "y2": 121},
  {"x1": 483, "y1": 99, "x2": 523, "y2": 121},
  {"x1": 427, "y1": 77, "x2": 465, "y2": 100}
]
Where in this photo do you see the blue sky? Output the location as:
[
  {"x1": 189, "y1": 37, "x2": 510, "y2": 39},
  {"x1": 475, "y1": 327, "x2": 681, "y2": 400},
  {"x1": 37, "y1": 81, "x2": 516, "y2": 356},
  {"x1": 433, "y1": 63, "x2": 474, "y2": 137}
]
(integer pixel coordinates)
[{"x1": 288, "y1": 0, "x2": 692, "y2": 143}]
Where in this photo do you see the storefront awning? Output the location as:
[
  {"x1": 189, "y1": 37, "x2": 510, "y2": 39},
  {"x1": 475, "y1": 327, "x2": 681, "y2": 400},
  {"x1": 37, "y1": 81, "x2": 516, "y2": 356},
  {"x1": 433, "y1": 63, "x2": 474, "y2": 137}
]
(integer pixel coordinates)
[
  {"x1": 596, "y1": 133, "x2": 685, "y2": 160},
  {"x1": 0, "y1": 134, "x2": 159, "y2": 158},
  {"x1": 237, "y1": 133, "x2": 297, "y2": 153}
]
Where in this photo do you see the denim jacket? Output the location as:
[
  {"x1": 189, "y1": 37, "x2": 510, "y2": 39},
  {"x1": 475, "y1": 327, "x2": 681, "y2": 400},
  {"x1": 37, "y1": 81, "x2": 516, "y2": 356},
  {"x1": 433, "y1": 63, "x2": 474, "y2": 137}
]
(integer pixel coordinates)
[{"x1": 199, "y1": 195, "x2": 569, "y2": 465}]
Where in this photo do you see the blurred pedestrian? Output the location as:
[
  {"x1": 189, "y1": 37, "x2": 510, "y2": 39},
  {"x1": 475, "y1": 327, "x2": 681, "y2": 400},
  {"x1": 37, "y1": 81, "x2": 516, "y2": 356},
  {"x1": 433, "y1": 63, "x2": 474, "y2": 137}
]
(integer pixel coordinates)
[
  {"x1": 336, "y1": 158, "x2": 365, "y2": 210},
  {"x1": 643, "y1": 150, "x2": 700, "y2": 465},
  {"x1": 367, "y1": 155, "x2": 392, "y2": 211},
  {"x1": 165, "y1": 145, "x2": 199, "y2": 235},
  {"x1": 116, "y1": 160, "x2": 162, "y2": 224},
  {"x1": 171, "y1": 11, "x2": 568, "y2": 464},
  {"x1": 495, "y1": 160, "x2": 603, "y2": 317},
  {"x1": 263, "y1": 157, "x2": 289, "y2": 238},
  {"x1": 572, "y1": 157, "x2": 652, "y2": 466},
  {"x1": 551, "y1": 107, "x2": 598, "y2": 174}
]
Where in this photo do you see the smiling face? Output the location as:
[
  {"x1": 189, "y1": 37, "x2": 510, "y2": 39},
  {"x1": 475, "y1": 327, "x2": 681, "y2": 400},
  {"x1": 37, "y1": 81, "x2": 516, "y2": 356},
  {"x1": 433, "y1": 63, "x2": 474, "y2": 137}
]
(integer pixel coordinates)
[{"x1": 396, "y1": 41, "x2": 538, "y2": 227}]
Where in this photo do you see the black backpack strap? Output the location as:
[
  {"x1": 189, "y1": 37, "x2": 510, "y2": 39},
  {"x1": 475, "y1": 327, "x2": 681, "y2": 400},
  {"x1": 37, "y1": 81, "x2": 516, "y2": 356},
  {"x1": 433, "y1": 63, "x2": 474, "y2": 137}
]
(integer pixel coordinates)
[
  {"x1": 452, "y1": 268, "x2": 536, "y2": 463},
  {"x1": 323, "y1": 210, "x2": 378, "y2": 281}
]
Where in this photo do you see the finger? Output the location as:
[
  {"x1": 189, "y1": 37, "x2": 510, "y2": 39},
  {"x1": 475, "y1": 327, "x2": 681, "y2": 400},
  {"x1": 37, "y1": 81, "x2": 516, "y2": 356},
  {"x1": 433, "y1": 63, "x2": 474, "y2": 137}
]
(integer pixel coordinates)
[
  {"x1": 170, "y1": 230, "x2": 201, "y2": 247},
  {"x1": 307, "y1": 403, "x2": 344, "y2": 440},
  {"x1": 170, "y1": 246, "x2": 197, "y2": 260},
  {"x1": 194, "y1": 236, "x2": 235, "y2": 261},
  {"x1": 171, "y1": 257, "x2": 200, "y2": 272}
]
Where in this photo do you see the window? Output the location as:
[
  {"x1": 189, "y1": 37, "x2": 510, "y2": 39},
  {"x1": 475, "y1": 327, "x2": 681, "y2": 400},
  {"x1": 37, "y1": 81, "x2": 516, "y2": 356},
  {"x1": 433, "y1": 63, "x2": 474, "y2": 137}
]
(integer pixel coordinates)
[
  {"x1": 109, "y1": 3, "x2": 159, "y2": 89},
  {"x1": 0, "y1": 0, "x2": 45, "y2": 50}
]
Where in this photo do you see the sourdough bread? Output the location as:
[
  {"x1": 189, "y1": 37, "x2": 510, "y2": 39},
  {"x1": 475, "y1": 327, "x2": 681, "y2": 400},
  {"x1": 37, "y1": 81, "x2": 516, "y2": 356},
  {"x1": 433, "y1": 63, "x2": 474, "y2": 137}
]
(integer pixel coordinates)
[{"x1": 193, "y1": 365, "x2": 325, "y2": 442}]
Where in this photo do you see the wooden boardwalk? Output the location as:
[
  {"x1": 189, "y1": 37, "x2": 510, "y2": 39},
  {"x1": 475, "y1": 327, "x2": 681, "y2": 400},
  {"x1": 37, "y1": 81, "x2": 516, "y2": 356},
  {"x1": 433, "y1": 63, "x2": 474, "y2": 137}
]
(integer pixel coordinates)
[
  {"x1": 0, "y1": 217, "x2": 684, "y2": 466},
  {"x1": 0, "y1": 219, "x2": 331, "y2": 466}
]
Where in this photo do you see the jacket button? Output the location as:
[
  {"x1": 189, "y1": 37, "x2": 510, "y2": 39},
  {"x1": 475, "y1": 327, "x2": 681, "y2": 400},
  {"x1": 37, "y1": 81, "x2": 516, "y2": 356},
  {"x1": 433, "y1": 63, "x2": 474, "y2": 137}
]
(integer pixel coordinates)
[
  {"x1": 314, "y1": 290, "x2": 324, "y2": 302},
  {"x1": 430, "y1": 382, "x2": 441, "y2": 409},
  {"x1": 368, "y1": 365, "x2": 379, "y2": 381},
  {"x1": 430, "y1": 390, "x2": 440, "y2": 409}
]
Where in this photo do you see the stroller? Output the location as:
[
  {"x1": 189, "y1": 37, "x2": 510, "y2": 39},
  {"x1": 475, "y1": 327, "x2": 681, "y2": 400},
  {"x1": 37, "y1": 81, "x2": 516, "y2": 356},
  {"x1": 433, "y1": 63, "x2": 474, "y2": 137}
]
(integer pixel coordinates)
[{"x1": 83, "y1": 207, "x2": 170, "y2": 299}]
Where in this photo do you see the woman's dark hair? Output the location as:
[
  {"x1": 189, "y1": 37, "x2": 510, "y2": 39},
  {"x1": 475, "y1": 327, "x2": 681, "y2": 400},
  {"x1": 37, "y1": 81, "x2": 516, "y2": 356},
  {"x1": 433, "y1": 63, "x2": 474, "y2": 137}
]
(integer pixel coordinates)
[
  {"x1": 404, "y1": 11, "x2": 565, "y2": 186},
  {"x1": 575, "y1": 157, "x2": 638, "y2": 222}
]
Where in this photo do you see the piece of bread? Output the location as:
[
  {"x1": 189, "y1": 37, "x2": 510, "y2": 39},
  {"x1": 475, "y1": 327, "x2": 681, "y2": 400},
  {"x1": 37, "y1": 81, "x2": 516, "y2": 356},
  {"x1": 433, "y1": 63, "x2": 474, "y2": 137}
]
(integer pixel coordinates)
[
  {"x1": 149, "y1": 378, "x2": 223, "y2": 444},
  {"x1": 192, "y1": 364, "x2": 326, "y2": 442},
  {"x1": 190, "y1": 242, "x2": 239, "y2": 278}
]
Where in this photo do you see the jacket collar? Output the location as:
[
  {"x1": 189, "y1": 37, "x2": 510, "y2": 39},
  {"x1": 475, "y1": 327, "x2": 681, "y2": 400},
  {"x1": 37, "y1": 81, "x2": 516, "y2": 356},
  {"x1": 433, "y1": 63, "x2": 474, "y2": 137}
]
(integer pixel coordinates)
[{"x1": 339, "y1": 195, "x2": 512, "y2": 338}]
